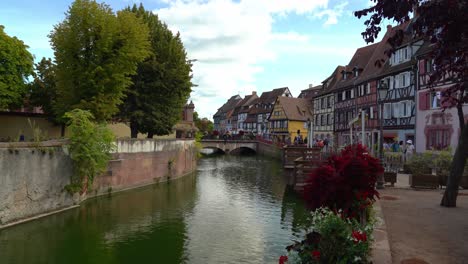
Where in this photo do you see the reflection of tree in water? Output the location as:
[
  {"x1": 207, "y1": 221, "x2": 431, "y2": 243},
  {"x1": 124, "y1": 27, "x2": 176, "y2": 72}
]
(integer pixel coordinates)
[
  {"x1": 280, "y1": 187, "x2": 312, "y2": 237},
  {"x1": 0, "y1": 175, "x2": 198, "y2": 264}
]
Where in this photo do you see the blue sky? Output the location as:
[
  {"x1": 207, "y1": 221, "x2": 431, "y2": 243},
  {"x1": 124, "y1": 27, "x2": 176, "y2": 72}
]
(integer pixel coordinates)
[{"x1": 1, "y1": 0, "x2": 387, "y2": 119}]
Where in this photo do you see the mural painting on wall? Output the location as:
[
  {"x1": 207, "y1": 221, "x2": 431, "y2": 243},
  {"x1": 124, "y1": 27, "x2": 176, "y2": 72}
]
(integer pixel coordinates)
[{"x1": 424, "y1": 112, "x2": 454, "y2": 150}]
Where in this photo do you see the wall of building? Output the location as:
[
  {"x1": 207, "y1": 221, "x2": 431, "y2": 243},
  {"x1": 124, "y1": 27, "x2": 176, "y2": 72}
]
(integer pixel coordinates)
[
  {"x1": 0, "y1": 139, "x2": 197, "y2": 228},
  {"x1": 415, "y1": 92, "x2": 468, "y2": 153},
  {"x1": 257, "y1": 141, "x2": 282, "y2": 160},
  {"x1": 0, "y1": 115, "x2": 63, "y2": 141}
]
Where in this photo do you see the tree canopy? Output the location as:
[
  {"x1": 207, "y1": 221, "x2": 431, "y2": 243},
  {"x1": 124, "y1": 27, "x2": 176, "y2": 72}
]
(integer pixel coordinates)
[
  {"x1": 49, "y1": 0, "x2": 150, "y2": 122},
  {"x1": 193, "y1": 112, "x2": 214, "y2": 134},
  {"x1": 120, "y1": 4, "x2": 193, "y2": 138},
  {"x1": 29, "y1": 58, "x2": 58, "y2": 121},
  {"x1": 355, "y1": 0, "x2": 467, "y2": 207},
  {"x1": 0, "y1": 25, "x2": 34, "y2": 110}
]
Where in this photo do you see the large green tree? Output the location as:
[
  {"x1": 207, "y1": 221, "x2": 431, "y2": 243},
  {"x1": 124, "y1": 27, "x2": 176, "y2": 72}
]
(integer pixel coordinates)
[
  {"x1": 29, "y1": 58, "x2": 57, "y2": 119},
  {"x1": 0, "y1": 25, "x2": 34, "y2": 110},
  {"x1": 49, "y1": 0, "x2": 150, "y2": 122},
  {"x1": 121, "y1": 4, "x2": 193, "y2": 138},
  {"x1": 355, "y1": 0, "x2": 467, "y2": 207}
]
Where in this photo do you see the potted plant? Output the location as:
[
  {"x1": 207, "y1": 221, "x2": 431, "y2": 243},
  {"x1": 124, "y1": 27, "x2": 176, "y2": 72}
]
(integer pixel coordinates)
[{"x1": 407, "y1": 152, "x2": 438, "y2": 189}]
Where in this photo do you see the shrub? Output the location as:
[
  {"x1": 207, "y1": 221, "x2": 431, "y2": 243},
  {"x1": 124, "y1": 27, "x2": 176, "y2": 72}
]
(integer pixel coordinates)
[
  {"x1": 302, "y1": 144, "x2": 383, "y2": 219},
  {"x1": 64, "y1": 109, "x2": 115, "y2": 193},
  {"x1": 283, "y1": 207, "x2": 374, "y2": 264},
  {"x1": 406, "y1": 152, "x2": 434, "y2": 176}
]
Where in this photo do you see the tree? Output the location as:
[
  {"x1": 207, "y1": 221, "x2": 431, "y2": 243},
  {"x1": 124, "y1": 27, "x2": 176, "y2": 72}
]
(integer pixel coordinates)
[
  {"x1": 29, "y1": 58, "x2": 58, "y2": 119},
  {"x1": 0, "y1": 25, "x2": 34, "y2": 110},
  {"x1": 355, "y1": 0, "x2": 467, "y2": 207},
  {"x1": 193, "y1": 111, "x2": 214, "y2": 134},
  {"x1": 49, "y1": 0, "x2": 150, "y2": 122},
  {"x1": 120, "y1": 4, "x2": 193, "y2": 138}
]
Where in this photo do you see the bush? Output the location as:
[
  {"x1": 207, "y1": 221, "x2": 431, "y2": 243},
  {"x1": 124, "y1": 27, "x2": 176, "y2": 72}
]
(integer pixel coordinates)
[
  {"x1": 406, "y1": 152, "x2": 434, "y2": 176},
  {"x1": 302, "y1": 144, "x2": 383, "y2": 219},
  {"x1": 64, "y1": 109, "x2": 115, "y2": 193},
  {"x1": 281, "y1": 208, "x2": 374, "y2": 264}
]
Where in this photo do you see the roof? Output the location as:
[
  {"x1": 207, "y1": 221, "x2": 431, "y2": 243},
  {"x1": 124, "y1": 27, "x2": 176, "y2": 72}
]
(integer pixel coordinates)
[
  {"x1": 273, "y1": 97, "x2": 313, "y2": 121},
  {"x1": 258, "y1": 87, "x2": 291, "y2": 104},
  {"x1": 213, "y1": 95, "x2": 243, "y2": 117},
  {"x1": 356, "y1": 22, "x2": 412, "y2": 83},
  {"x1": 237, "y1": 93, "x2": 259, "y2": 114},
  {"x1": 315, "y1": 65, "x2": 346, "y2": 97},
  {"x1": 298, "y1": 85, "x2": 322, "y2": 99},
  {"x1": 335, "y1": 43, "x2": 380, "y2": 90}
]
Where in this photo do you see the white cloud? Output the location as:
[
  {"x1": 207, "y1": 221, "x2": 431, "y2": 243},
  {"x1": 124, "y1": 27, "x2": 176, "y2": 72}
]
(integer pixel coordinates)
[
  {"x1": 155, "y1": 0, "x2": 347, "y2": 118},
  {"x1": 313, "y1": 1, "x2": 348, "y2": 26}
]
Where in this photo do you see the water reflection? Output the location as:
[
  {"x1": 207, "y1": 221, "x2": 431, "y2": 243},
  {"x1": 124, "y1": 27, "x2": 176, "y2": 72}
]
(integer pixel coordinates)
[{"x1": 0, "y1": 156, "x2": 310, "y2": 264}]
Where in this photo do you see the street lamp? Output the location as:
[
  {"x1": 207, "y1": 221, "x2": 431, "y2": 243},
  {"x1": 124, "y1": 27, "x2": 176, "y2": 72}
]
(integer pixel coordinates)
[
  {"x1": 377, "y1": 80, "x2": 389, "y2": 189},
  {"x1": 307, "y1": 117, "x2": 313, "y2": 148}
]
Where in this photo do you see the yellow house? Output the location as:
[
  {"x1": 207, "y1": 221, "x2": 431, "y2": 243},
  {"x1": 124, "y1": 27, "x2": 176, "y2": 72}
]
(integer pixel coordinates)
[{"x1": 268, "y1": 96, "x2": 313, "y2": 144}]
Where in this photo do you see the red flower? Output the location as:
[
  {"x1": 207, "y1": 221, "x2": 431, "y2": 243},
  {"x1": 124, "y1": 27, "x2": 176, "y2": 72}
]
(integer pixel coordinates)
[
  {"x1": 279, "y1": 255, "x2": 288, "y2": 264},
  {"x1": 352, "y1": 230, "x2": 367, "y2": 243},
  {"x1": 311, "y1": 250, "x2": 320, "y2": 259}
]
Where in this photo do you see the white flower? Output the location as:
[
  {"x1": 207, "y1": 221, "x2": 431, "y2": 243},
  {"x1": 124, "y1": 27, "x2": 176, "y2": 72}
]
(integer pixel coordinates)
[{"x1": 353, "y1": 256, "x2": 362, "y2": 262}]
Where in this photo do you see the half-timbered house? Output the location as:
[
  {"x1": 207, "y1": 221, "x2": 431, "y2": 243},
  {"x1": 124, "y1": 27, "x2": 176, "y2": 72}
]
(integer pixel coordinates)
[{"x1": 312, "y1": 66, "x2": 344, "y2": 146}]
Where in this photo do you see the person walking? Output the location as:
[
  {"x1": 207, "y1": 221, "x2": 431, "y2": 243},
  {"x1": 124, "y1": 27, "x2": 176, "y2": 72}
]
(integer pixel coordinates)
[{"x1": 405, "y1": 140, "x2": 415, "y2": 161}]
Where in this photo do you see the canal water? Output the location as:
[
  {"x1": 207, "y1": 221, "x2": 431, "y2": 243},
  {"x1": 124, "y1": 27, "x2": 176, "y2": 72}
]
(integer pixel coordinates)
[{"x1": 0, "y1": 155, "x2": 311, "y2": 264}]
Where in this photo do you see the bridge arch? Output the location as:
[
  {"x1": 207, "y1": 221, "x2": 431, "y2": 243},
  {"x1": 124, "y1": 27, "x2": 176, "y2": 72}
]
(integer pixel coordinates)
[
  {"x1": 200, "y1": 140, "x2": 258, "y2": 155},
  {"x1": 200, "y1": 147, "x2": 225, "y2": 155},
  {"x1": 229, "y1": 146, "x2": 256, "y2": 155}
]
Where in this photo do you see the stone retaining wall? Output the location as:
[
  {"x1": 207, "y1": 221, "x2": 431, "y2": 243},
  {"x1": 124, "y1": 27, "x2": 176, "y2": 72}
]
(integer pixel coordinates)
[{"x1": 0, "y1": 139, "x2": 197, "y2": 228}]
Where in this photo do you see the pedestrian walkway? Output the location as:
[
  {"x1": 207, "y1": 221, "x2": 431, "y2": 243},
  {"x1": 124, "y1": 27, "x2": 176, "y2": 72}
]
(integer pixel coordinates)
[{"x1": 378, "y1": 188, "x2": 468, "y2": 264}]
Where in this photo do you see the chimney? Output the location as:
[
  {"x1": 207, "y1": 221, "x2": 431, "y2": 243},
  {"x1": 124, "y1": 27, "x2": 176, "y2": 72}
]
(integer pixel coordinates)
[
  {"x1": 309, "y1": 84, "x2": 313, "y2": 88},
  {"x1": 252, "y1": 91, "x2": 257, "y2": 96},
  {"x1": 387, "y1": 24, "x2": 392, "y2": 32}
]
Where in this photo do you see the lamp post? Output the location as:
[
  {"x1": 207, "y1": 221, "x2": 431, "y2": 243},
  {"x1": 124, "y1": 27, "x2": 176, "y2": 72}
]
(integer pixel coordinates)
[
  {"x1": 377, "y1": 80, "x2": 389, "y2": 189},
  {"x1": 307, "y1": 117, "x2": 313, "y2": 148}
]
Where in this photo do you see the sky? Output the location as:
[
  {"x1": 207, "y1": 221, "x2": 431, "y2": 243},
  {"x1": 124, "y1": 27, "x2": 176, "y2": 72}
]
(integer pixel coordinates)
[{"x1": 0, "y1": 0, "x2": 388, "y2": 120}]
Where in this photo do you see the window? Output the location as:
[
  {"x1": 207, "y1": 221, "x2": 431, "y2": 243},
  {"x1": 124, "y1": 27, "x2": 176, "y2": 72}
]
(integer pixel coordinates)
[
  {"x1": 366, "y1": 83, "x2": 371, "y2": 94},
  {"x1": 350, "y1": 89, "x2": 355, "y2": 99},
  {"x1": 327, "y1": 96, "x2": 332, "y2": 108},
  {"x1": 315, "y1": 115, "x2": 319, "y2": 126},
  {"x1": 369, "y1": 107, "x2": 374, "y2": 119},
  {"x1": 321, "y1": 98, "x2": 326, "y2": 109},
  {"x1": 321, "y1": 115, "x2": 325, "y2": 126},
  {"x1": 427, "y1": 129, "x2": 450, "y2": 150},
  {"x1": 430, "y1": 91, "x2": 442, "y2": 109},
  {"x1": 400, "y1": 100, "x2": 413, "y2": 117},
  {"x1": 337, "y1": 93, "x2": 343, "y2": 102},
  {"x1": 342, "y1": 91, "x2": 346, "y2": 100},
  {"x1": 384, "y1": 103, "x2": 392, "y2": 119},
  {"x1": 345, "y1": 90, "x2": 351, "y2": 100},
  {"x1": 327, "y1": 114, "x2": 332, "y2": 125},
  {"x1": 392, "y1": 102, "x2": 401, "y2": 118}
]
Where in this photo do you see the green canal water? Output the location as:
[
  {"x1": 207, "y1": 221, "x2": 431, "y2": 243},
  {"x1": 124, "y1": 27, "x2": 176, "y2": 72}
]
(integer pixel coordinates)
[{"x1": 0, "y1": 155, "x2": 311, "y2": 264}]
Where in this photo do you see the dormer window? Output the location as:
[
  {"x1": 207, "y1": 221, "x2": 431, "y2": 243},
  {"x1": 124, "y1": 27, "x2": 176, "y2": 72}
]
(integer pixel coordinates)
[
  {"x1": 353, "y1": 67, "x2": 360, "y2": 77},
  {"x1": 342, "y1": 70, "x2": 347, "y2": 80}
]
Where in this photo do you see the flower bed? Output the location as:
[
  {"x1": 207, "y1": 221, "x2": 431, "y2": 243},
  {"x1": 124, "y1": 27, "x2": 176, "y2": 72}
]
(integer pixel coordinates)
[{"x1": 279, "y1": 144, "x2": 383, "y2": 263}]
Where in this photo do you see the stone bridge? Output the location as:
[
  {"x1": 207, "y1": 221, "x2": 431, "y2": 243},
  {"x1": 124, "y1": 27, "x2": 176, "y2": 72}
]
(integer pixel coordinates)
[{"x1": 200, "y1": 140, "x2": 258, "y2": 154}]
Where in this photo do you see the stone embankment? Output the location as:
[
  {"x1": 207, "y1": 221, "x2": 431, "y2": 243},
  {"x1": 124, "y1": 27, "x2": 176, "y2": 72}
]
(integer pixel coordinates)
[{"x1": 0, "y1": 139, "x2": 197, "y2": 229}]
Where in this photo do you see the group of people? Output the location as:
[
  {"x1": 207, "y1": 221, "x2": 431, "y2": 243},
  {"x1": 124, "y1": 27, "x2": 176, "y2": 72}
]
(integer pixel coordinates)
[{"x1": 383, "y1": 139, "x2": 415, "y2": 160}]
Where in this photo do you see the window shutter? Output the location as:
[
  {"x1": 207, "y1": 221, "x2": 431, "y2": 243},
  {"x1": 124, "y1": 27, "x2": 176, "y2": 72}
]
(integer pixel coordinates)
[
  {"x1": 418, "y1": 92, "x2": 427, "y2": 110},
  {"x1": 419, "y1": 60, "x2": 425, "y2": 74},
  {"x1": 370, "y1": 106, "x2": 374, "y2": 119}
]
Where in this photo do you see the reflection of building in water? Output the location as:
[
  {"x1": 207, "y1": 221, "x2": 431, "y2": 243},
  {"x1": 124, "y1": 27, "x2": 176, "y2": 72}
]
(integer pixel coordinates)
[{"x1": 280, "y1": 187, "x2": 312, "y2": 237}]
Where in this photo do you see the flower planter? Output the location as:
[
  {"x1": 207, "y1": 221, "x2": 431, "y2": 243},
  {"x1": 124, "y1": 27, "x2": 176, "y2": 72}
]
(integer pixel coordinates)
[
  {"x1": 410, "y1": 174, "x2": 439, "y2": 189},
  {"x1": 383, "y1": 172, "x2": 397, "y2": 186}
]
